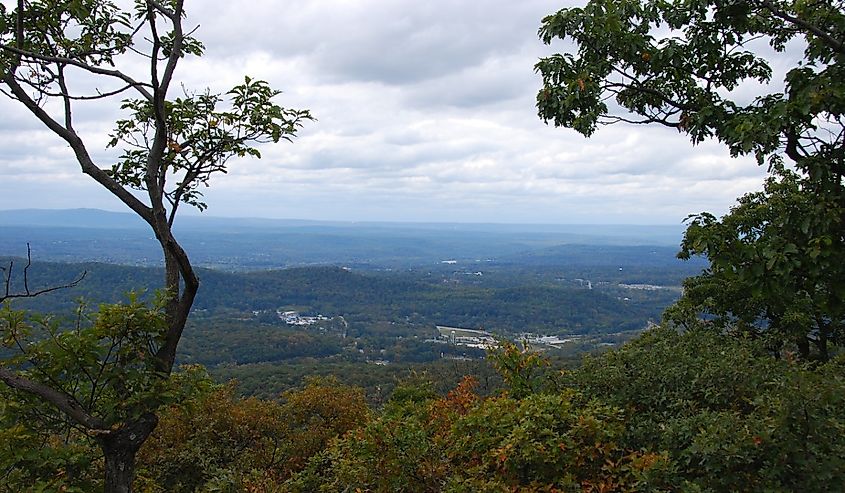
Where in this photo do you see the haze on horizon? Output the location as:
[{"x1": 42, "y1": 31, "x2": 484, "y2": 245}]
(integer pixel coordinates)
[
  {"x1": 0, "y1": 208, "x2": 693, "y2": 233},
  {"x1": 0, "y1": 0, "x2": 770, "y2": 225}
]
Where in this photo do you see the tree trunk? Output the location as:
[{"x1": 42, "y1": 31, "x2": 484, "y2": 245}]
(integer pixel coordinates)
[
  {"x1": 816, "y1": 330, "x2": 829, "y2": 363},
  {"x1": 797, "y1": 336, "x2": 810, "y2": 360},
  {"x1": 103, "y1": 446, "x2": 136, "y2": 493},
  {"x1": 100, "y1": 414, "x2": 158, "y2": 493}
]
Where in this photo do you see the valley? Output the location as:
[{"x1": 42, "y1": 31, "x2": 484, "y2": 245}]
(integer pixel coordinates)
[{"x1": 1, "y1": 209, "x2": 703, "y2": 398}]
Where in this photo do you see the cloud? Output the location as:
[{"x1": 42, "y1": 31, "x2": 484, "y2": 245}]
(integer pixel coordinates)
[
  {"x1": 0, "y1": 0, "x2": 776, "y2": 225},
  {"x1": 196, "y1": 0, "x2": 550, "y2": 83}
]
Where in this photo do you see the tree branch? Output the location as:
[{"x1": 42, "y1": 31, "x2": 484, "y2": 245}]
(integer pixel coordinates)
[
  {"x1": 56, "y1": 65, "x2": 73, "y2": 131},
  {"x1": 0, "y1": 45, "x2": 154, "y2": 101},
  {"x1": 147, "y1": 0, "x2": 177, "y2": 19},
  {"x1": 600, "y1": 114, "x2": 680, "y2": 127},
  {"x1": 0, "y1": 368, "x2": 106, "y2": 431},
  {"x1": 1, "y1": 73, "x2": 154, "y2": 224},
  {"x1": 757, "y1": 0, "x2": 845, "y2": 55},
  {"x1": 20, "y1": 82, "x2": 140, "y2": 101},
  {"x1": 1, "y1": 244, "x2": 87, "y2": 303},
  {"x1": 11, "y1": 0, "x2": 24, "y2": 70},
  {"x1": 158, "y1": 0, "x2": 185, "y2": 97}
]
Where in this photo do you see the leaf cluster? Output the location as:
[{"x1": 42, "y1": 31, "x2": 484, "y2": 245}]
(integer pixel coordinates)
[
  {"x1": 667, "y1": 164, "x2": 845, "y2": 359},
  {"x1": 536, "y1": 0, "x2": 845, "y2": 176},
  {"x1": 107, "y1": 76, "x2": 312, "y2": 214},
  {"x1": 0, "y1": 1, "x2": 132, "y2": 77},
  {"x1": 2, "y1": 297, "x2": 176, "y2": 425}
]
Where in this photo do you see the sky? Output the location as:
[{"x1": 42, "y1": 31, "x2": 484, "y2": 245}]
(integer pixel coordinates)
[{"x1": 0, "y1": 0, "x2": 772, "y2": 225}]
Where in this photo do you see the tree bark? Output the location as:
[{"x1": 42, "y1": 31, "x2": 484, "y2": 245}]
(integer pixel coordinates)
[
  {"x1": 99, "y1": 414, "x2": 158, "y2": 493},
  {"x1": 816, "y1": 325, "x2": 829, "y2": 363},
  {"x1": 797, "y1": 336, "x2": 811, "y2": 360}
]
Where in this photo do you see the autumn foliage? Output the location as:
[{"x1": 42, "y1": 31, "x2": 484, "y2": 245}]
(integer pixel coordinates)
[
  {"x1": 4, "y1": 326, "x2": 844, "y2": 491},
  {"x1": 133, "y1": 371, "x2": 369, "y2": 491}
]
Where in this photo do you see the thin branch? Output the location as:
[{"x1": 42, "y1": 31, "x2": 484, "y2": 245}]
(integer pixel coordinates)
[
  {"x1": 606, "y1": 76, "x2": 696, "y2": 112},
  {"x1": 0, "y1": 273, "x2": 86, "y2": 302},
  {"x1": 0, "y1": 368, "x2": 106, "y2": 431},
  {"x1": 0, "y1": 244, "x2": 87, "y2": 303},
  {"x1": 23, "y1": 82, "x2": 139, "y2": 101},
  {"x1": 757, "y1": 0, "x2": 845, "y2": 55},
  {"x1": 89, "y1": 338, "x2": 120, "y2": 410},
  {"x1": 57, "y1": 65, "x2": 73, "y2": 130},
  {"x1": 600, "y1": 114, "x2": 679, "y2": 126},
  {"x1": 45, "y1": 321, "x2": 99, "y2": 399},
  {"x1": 0, "y1": 45, "x2": 154, "y2": 101}
]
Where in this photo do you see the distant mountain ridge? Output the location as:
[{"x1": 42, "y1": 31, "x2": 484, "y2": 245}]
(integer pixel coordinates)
[
  {"x1": 0, "y1": 208, "x2": 148, "y2": 229},
  {"x1": 1, "y1": 208, "x2": 688, "y2": 270},
  {"x1": 0, "y1": 208, "x2": 686, "y2": 240}
]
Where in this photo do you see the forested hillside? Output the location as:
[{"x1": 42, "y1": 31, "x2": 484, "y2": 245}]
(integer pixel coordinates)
[
  {"x1": 2, "y1": 257, "x2": 687, "y2": 368},
  {"x1": 2, "y1": 0, "x2": 844, "y2": 490}
]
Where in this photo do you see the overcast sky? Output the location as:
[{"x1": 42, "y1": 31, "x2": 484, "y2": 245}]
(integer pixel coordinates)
[{"x1": 0, "y1": 0, "x2": 770, "y2": 225}]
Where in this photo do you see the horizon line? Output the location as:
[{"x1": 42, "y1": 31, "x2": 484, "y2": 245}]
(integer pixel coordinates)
[{"x1": 0, "y1": 207, "x2": 689, "y2": 228}]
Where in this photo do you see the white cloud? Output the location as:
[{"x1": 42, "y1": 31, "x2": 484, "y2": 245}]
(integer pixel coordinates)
[{"x1": 0, "y1": 0, "x2": 774, "y2": 224}]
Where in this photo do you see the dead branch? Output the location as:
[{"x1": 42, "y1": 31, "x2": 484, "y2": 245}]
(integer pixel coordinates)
[{"x1": 1, "y1": 244, "x2": 86, "y2": 303}]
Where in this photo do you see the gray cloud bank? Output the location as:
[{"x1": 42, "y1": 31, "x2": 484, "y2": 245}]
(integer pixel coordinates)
[{"x1": 0, "y1": 0, "x2": 769, "y2": 224}]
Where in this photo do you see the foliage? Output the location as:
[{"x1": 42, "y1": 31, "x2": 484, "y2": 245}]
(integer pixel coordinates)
[
  {"x1": 0, "y1": 297, "x2": 186, "y2": 492},
  {"x1": 446, "y1": 390, "x2": 677, "y2": 492},
  {"x1": 107, "y1": 76, "x2": 311, "y2": 214},
  {"x1": 536, "y1": 0, "x2": 844, "y2": 171},
  {"x1": 286, "y1": 375, "x2": 467, "y2": 493},
  {"x1": 7, "y1": 323, "x2": 843, "y2": 492},
  {"x1": 289, "y1": 326, "x2": 845, "y2": 492},
  {"x1": 135, "y1": 375, "x2": 283, "y2": 492},
  {"x1": 537, "y1": 0, "x2": 845, "y2": 358},
  {"x1": 666, "y1": 166, "x2": 845, "y2": 359},
  {"x1": 288, "y1": 373, "x2": 677, "y2": 492},
  {"x1": 487, "y1": 340, "x2": 555, "y2": 398},
  {"x1": 566, "y1": 326, "x2": 845, "y2": 491},
  {"x1": 274, "y1": 376, "x2": 371, "y2": 476},
  {"x1": 1, "y1": 297, "x2": 174, "y2": 426},
  {"x1": 134, "y1": 372, "x2": 369, "y2": 492},
  {"x1": 0, "y1": 394, "x2": 100, "y2": 492},
  {"x1": 210, "y1": 356, "x2": 507, "y2": 407}
]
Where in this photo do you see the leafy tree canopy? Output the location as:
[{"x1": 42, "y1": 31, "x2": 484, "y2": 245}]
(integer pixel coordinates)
[
  {"x1": 536, "y1": 0, "x2": 844, "y2": 178},
  {"x1": 537, "y1": 0, "x2": 845, "y2": 358},
  {"x1": 0, "y1": 298, "x2": 194, "y2": 492},
  {"x1": 666, "y1": 166, "x2": 845, "y2": 359}
]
